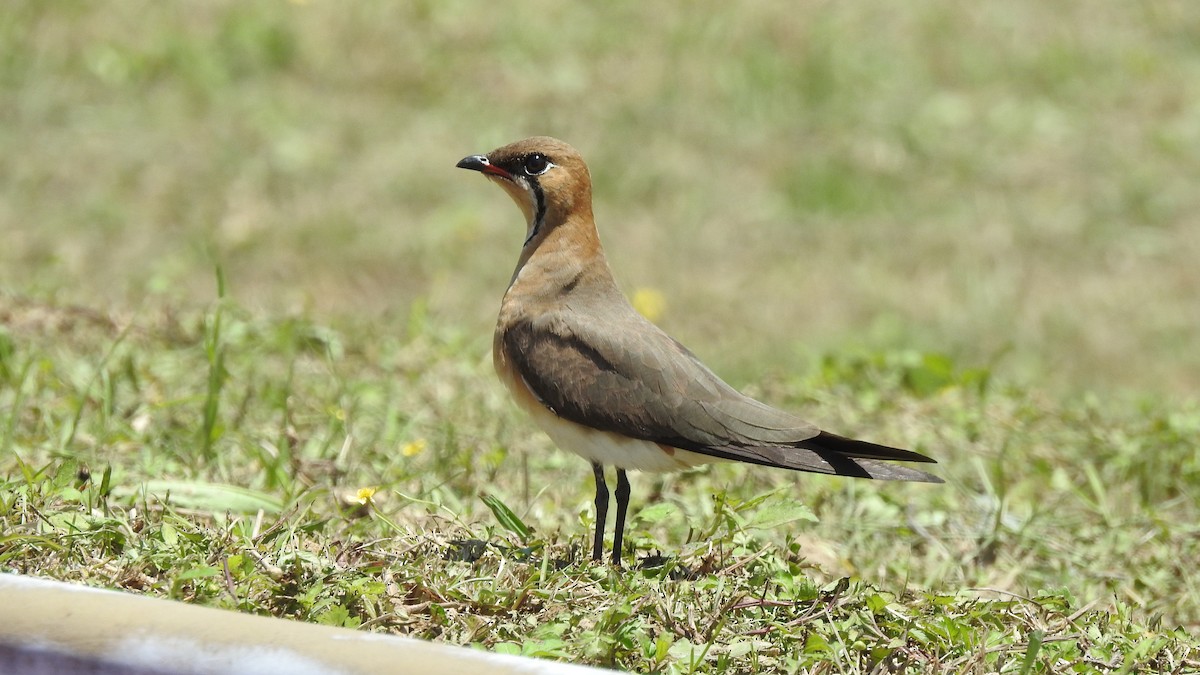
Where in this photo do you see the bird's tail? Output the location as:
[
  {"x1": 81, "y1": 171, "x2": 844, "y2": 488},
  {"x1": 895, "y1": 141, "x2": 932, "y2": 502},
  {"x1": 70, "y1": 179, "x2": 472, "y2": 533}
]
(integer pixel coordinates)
[{"x1": 796, "y1": 431, "x2": 943, "y2": 483}]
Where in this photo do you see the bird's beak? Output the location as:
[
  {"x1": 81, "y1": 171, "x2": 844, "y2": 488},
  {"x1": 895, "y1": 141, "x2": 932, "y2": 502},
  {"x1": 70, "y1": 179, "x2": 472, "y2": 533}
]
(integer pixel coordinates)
[{"x1": 456, "y1": 154, "x2": 513, "y2": 181}]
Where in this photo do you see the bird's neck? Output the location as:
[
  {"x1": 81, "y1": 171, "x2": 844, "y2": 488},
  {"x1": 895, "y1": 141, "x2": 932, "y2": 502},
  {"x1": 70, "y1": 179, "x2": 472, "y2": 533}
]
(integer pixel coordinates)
[{"x1": 506, "y1": 210, "x2": 612, "y2": 299}]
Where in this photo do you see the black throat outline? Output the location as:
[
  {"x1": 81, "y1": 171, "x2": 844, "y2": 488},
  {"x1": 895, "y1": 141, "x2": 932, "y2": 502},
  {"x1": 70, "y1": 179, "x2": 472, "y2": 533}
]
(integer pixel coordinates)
[{"x1": 524, "y1": 178, "x2": 547, "y2": 246}]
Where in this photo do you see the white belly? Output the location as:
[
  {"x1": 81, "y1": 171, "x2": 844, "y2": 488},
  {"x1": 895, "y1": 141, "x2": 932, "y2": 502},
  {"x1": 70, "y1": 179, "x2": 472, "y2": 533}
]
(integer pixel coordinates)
[{"x1": 523, "y1": 397, "x2": 720, "y2": 473}]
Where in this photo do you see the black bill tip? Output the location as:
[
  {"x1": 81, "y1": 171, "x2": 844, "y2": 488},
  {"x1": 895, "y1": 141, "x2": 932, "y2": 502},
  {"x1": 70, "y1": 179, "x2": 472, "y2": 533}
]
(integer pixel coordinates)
[{"x1": 456, "y1": 154, "x2": 489, "y2": 171}]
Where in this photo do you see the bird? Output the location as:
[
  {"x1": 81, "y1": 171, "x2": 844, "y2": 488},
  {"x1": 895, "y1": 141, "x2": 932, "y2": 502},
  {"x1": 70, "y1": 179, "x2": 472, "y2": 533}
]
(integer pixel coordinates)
[{"x1": 456, "y1": 136, "x2": 942, "y2": 567}]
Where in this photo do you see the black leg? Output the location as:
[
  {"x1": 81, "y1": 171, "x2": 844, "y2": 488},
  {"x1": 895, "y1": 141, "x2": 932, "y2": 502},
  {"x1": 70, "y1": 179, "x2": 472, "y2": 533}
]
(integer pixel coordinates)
[
  {"x1": 591, "y1": 463, "x2": 609, "y2": 562},
  {"x1": 612, "y1": 469, "x2": 631, "y2": 566}
]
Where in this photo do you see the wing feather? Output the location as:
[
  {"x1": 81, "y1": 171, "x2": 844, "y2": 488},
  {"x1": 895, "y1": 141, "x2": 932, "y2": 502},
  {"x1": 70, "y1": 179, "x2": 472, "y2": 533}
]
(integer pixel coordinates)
[{"x1": 501, "y1": 303, "x2": 940, "y2": 483}]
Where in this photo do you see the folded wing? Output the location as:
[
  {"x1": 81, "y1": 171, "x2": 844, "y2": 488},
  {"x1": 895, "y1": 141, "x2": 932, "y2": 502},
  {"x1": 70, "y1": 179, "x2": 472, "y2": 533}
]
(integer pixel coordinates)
[{"x1": 501, "y1": 303, "x2": 941, "y2": 483}]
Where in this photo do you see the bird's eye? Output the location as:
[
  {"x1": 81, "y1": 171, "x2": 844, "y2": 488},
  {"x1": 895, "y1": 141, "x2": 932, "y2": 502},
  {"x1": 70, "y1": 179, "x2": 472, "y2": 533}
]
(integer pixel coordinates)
[{"x1": 523, "y1": 153, "x2": 550, "y2": 176}]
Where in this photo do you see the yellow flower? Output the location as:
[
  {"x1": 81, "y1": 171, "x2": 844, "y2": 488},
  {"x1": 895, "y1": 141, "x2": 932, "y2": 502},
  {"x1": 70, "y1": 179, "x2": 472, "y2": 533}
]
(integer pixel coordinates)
[
  {"x1": 632, "y1": 287, "x2": 666, "y2": 322},
  {"x1": 354, "y1": 487, "x2": 377, "y2": 505},
  {"x1": 340, "y1": 486, "x2": 377, "y2": 519},
  {"x1": 401, "y1": 438, "x2": 427, "y2": 457}
]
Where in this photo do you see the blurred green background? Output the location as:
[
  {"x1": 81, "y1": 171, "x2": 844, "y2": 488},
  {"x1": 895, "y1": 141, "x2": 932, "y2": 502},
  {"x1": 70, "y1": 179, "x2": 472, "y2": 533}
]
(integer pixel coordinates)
[{"x1": 2, "y1": 0, "x2": 1198, "y2": 394}]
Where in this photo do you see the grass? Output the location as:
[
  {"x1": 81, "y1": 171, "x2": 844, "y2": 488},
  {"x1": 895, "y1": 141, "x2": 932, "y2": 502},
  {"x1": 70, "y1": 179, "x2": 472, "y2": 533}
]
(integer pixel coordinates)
[
  {"x1": 3, "y1": 296, "x2": 1198, "y2": 672},
  {"x1": 2, "y1": 1, "x2": 1198, "y2": 394},
  {"x1": 2, "y1": 1, "x2": 1200, "y2": 672}
]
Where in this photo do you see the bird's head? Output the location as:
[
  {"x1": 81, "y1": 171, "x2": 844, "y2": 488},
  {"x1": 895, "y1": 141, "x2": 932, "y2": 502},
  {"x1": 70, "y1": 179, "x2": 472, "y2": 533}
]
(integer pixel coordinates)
[{"x1": 456, "y1": 136, "x2": 592, "y2": 244}]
